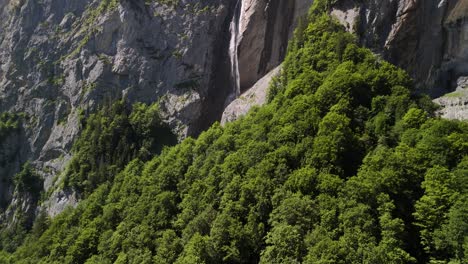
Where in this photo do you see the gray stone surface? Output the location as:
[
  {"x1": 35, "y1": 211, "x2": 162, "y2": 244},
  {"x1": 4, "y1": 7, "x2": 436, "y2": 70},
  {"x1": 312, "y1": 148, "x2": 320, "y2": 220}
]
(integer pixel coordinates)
[
  {"x1": 221, "y1": 65, "x2": 281, "y2": 125},
  {"x1": 434, "y1": 76, "x2": 468, "y2": 120}
]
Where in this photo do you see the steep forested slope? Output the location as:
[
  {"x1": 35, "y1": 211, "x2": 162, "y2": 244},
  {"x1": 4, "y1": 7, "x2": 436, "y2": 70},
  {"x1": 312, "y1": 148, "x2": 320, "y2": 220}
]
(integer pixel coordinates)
[{"x1": 1, "y1": 3, "x2": 467, "y2": 263}]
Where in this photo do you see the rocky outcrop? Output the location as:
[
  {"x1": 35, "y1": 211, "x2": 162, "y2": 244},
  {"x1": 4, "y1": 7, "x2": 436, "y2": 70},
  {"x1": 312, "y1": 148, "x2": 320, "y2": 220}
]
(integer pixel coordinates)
[
  {"x1": 221, "y1": 65, "x2": 281, "y2": 124},
  {"x1": 434, "y1": 94, "x2": 468, "y2": 120},
  {"x1": 433, "y1": 76, "x2": 468, "y2": 120},
  {"x1": 331, "y1": 0, "x2": 468, "y2": 97},
  {"x1": 44, "y1": 189, "x2": 78, "y2": 217}
]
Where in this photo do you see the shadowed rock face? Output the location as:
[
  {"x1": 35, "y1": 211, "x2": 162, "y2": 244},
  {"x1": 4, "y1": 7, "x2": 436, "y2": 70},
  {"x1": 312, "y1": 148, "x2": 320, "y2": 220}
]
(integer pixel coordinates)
[
  {"x1": 220, "y1": 0, "x2": 313, "y2": 126},
  {"x1": 443, "y1": 1, "x2": 468, "y2": 91},
  {"x1": 331, "y1": 0, "x2": 468, "y2": 97},
  {"x1": 192, "y1": 0, "x2": 315, "y2": 133}
]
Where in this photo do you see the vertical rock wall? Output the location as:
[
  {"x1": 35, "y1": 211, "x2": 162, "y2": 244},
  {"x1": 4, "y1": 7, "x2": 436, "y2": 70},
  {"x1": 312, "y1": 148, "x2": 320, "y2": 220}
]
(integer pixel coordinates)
[{"x1": 237, "y1": 0, "x2": 313, "y2": 93}]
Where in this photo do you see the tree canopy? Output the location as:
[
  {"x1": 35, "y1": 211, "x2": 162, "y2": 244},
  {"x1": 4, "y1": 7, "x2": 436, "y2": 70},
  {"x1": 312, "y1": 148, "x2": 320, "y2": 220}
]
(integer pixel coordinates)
[{"x1": 1, "y1": 6, "x2": 467, "y2": 264}]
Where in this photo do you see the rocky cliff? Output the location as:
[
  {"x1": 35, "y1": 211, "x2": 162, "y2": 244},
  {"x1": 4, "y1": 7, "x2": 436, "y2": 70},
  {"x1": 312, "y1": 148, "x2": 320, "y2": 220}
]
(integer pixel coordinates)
[
  {"x1": 0, "y1": 0, "x2": 314, "y2": 222},
  {"x1": 236, "y1": 0, "x2": 310, "y2": 92},
  {"x1": 0, "y1": 0, "x2": 232, "y2": 220}
]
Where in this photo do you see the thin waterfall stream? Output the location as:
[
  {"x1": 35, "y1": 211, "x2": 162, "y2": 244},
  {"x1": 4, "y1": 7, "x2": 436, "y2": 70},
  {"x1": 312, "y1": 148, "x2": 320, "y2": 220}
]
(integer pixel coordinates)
[{"x1": 227, "y1": 0, "x2": 242, "y2": 104}]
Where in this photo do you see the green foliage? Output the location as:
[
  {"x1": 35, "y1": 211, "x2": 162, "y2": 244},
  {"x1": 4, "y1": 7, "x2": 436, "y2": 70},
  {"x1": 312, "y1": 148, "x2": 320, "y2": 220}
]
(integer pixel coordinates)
[
  {"x1": 414, "y1": 158, "x2": 468, "y2": 263},
  {"x1": 0, "y1": 112, "x2": 20, "y2": 142},
  {"x1": 0, "y1": 163, "x2": 44, "y2": 253},
  {"x1": 13, "y1": 162, "x2": 43, "y2": 196},
  {"x1": 63, "y1": 100, "x2": 177, "y2": 196},
  {"x1": 0, "y1": 251, "x2": 11, "y2": 264},
  {"x1": 7, "y1": 6, "x2": 468, "y2": 264},
  {"x1": 0, "y1": 216, "x2": 27, "y2": 254}
]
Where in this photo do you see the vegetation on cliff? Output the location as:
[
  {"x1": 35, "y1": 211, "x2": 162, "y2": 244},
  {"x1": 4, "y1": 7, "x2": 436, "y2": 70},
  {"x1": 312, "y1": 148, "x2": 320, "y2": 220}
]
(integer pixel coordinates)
[
  {"x1": 63, "y1": 100, "x2": 177, "y2": 196},
  {"x1": 0, "y1": 112, "x2": 21, "y2": 143},
  {"x1": 0, "y1": 3, "x2": 466, "y2": 263}
]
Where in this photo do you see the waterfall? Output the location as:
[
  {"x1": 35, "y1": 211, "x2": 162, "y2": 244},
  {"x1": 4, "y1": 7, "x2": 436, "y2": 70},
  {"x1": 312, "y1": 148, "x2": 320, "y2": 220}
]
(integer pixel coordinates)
[{"x1": 227, "y1": 0, "x2": 242, "y2": 103}]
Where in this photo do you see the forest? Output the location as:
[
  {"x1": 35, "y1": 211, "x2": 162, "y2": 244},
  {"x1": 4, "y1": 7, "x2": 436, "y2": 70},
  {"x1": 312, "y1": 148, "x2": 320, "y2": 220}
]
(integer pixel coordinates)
[{"x1": 0, "y1": 1, "x2": 466, "y2": 263}]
